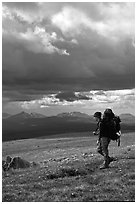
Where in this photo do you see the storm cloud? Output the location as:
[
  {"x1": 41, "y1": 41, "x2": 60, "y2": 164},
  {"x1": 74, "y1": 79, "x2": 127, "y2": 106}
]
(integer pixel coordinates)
[
  {"x1": 2, "y1": 2, "x2": 135, "y2": 115},
  {"x1": 55, "y1": 91, "x2": 91, "y2": 102}
]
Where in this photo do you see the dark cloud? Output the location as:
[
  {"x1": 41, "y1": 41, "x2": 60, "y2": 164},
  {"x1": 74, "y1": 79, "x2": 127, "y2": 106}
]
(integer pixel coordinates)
[
  {"x1": 2, "y1": 2, "x2": 135, "y2": 104},
  {"x1": 2, "y1": 89, "x2": 44, "y2": 102},
  {"x1": 2, "y1": 35, "x2": 134, "y2": 100},
  {"x1": 55, "y1": 91, "x2": 90, "y2": 102},
  {"x1": 3, "y1": 2, "x2": 38, "y2": 10}
]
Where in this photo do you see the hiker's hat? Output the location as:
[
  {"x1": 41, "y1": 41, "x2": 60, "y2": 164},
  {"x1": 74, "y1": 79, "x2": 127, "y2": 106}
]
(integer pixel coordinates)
[{"x1": 93, "y1": 112, "x2": 102, "y2": 118}]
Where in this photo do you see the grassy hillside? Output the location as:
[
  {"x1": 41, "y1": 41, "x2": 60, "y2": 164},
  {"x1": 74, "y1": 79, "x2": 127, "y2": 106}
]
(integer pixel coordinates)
[{"x1": 2, "y1": 132, "x2": 135, "y2": 202}]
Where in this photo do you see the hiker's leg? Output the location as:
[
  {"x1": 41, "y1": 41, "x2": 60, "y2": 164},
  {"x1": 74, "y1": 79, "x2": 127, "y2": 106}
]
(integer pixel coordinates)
[
  {"x1": 97, "y1": 140, "x2": 113, "y2": 160},
  {"x1": 100, "y1": 137, "x2": 110, "y2": 167},
  {"x1": 97, "y1": 140, "x2": 104, "y2": 156}
]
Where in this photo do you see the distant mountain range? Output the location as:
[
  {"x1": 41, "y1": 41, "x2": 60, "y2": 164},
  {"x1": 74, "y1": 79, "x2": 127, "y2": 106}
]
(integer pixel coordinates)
[
  {"x1": 2, "y1": 111, "x2": 135, "y2": 121},
  {"x1": 2, "y1": 111, "x2": 92, "y2": 120},
  {"x1": 4, "y1": 111, "x2": 46, "y2": 120},
  {"x1": 57, "y1": 112, "x2": 91, "y2": 118},
  {"x1": 2, "y1": 113, "x2": 12, "y2": 119},
  {"x1": 2, "y1": 111, "x2": 135, "y2": 142}
]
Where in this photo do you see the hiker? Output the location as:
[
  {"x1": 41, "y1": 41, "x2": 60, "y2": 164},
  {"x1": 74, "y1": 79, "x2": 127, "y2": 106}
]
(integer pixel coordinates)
[
  {"x1": 93, "y1": 112, "x2": 107, "y2": 157},
  {"x1": 93, "y1": 112, "x2": 105, "y2": 157},
  {"x1": 93, "y1": 109, "x2": 121, "y2": 169},
  {"x1": 93, "y1": 112, "x2": 102, "y2": 136}
]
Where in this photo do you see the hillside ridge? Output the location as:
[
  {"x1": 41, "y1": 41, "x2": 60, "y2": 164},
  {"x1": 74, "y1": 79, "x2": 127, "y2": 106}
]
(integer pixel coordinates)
[{"x1": 3, "y1": 111, "x2": 135, "y2": 120}]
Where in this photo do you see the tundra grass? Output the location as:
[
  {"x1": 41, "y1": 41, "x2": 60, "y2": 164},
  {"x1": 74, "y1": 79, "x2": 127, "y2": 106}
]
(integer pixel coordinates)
[{"x1": 2, "y1": 132, "x2": 135, "y2": 202}]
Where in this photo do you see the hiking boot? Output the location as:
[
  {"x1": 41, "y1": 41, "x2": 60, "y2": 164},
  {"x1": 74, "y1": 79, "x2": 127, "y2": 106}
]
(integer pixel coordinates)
[
  {"x1": 99, "y1": 164, "x2": 109, "y2": 169},
  {"x1": 108, "y1": 157, "x2": 117, "y2": 164},
  {"x1": 108, "y1": 157, "x2": 114, "y2": 164},
  {"x1": 99, "y1": 161, "x2": 109, "y2": 169}
]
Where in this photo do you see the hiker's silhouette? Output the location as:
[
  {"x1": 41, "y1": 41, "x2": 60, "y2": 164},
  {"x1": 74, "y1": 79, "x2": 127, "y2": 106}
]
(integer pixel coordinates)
[{"x1": 93, "y1": 109, "x2": 121, "y2": 169}]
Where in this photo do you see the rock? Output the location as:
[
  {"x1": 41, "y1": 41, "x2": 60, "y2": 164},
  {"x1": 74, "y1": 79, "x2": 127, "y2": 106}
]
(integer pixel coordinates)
[
  {"x1": 3, "y1": 156, "x2": 13, "y2": 171},
  {"x1": 8, "y1": 156, "x2": 31, "y2": 170},
  {"x1": 2, "y1": 160, "x2": 8, "y2": 171},
  {"x1": 6, "y1": 156, "x2": 12, "y2": 163}
]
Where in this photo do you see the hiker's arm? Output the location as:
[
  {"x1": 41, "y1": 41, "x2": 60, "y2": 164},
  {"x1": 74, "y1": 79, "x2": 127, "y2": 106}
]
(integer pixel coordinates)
[
  {"x1": 93, "y1": 123, "x2": 100, "y2": 135},
  {"x1": 99, "y1": 122, "x2": 104, "y2": 140}
]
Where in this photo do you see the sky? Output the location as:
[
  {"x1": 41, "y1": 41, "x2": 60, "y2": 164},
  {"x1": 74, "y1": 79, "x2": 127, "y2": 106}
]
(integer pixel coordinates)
[{"x1": 2, "y1": 2, "x2": 135, "y2": 116}]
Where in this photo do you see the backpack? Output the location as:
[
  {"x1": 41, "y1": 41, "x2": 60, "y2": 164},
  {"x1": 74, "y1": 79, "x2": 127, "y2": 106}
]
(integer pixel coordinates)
[
  {"x1": 103, "y1": 109, "x2": 121, "y2": 140},
  {"x1": 113, "y1": 115, "x2": 121, "y2": 132}
]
